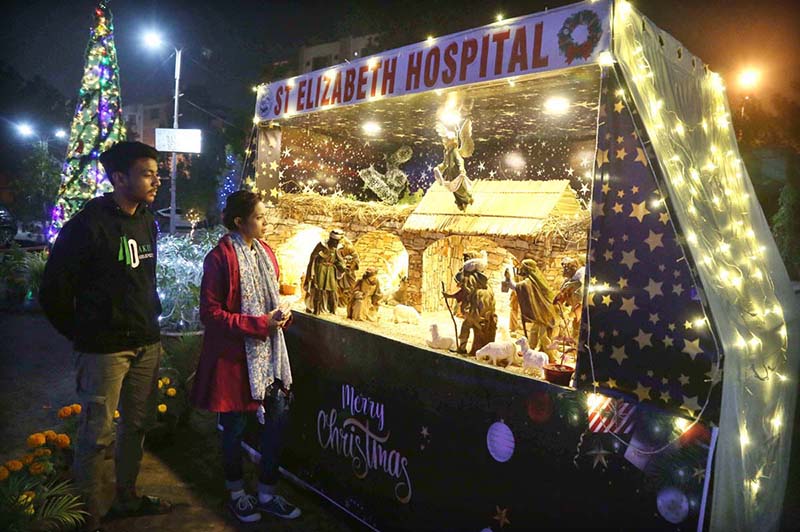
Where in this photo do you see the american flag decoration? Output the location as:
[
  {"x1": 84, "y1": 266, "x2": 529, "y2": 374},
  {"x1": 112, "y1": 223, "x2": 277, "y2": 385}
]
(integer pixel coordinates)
[
  {"x1": 576, "y1": 74, "x2": 722, "y2": 422},
  {"x1": 587, "y1": 394, "x2": 636, "y2": 434}
]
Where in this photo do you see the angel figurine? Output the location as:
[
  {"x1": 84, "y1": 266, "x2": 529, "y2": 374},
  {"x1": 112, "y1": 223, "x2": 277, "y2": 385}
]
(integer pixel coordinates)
[{"x1": 434, "y1": 117, "x2": 475, "y2": 211}]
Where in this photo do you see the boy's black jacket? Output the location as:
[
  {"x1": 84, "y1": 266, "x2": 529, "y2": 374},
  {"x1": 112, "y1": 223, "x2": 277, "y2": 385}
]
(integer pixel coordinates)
[{"x1": 40, "y1": 194, "x2": 162, "y2": 353}]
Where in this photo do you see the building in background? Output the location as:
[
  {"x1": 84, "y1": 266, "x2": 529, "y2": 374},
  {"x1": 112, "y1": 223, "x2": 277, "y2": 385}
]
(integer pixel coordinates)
[
  {"x1": 124, "y1": 102, "x2": 173, "y2": 147},
  {"x1": 298, "y1": 34, "x2": 380, "y2": 74}
]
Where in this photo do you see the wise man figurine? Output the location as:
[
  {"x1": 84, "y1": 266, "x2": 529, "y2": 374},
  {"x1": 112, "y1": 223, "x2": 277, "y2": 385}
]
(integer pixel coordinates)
[
  {"x1": 553, "y1": 257, "x2": 585, "y2": 338},
  {"x1": 304, "y1": 229, "x2": 345, "y2": 314},
  {"x1": 503, "y1": 259, "x2": 558, "y2": 358}
]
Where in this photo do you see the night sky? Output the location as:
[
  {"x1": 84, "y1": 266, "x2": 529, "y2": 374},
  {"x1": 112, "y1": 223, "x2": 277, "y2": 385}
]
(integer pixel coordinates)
[{"x1": 2, "y1": 0, "x2": 799, "y2": 120}]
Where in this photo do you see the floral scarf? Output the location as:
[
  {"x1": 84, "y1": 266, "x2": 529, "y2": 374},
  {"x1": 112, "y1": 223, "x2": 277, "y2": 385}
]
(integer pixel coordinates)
[{"x1": 229, "y1": 233, "x2": 292, "y2": 401}]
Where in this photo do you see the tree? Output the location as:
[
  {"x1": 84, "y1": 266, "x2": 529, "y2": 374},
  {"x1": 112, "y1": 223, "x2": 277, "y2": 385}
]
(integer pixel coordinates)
[
  {"x1": 12, "y1": 143, "x2": 61, "y2": 224},
  {"x1": 48, "y1": 0, "x2": 125, "y2": 241}
]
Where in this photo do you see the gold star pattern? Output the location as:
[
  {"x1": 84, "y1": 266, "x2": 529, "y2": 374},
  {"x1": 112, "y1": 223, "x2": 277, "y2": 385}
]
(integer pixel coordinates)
[
  {"x1": 620, "y1": 297, "x2": 638, "y2": 316},
  {"x1": 673, "y1": 284, "x2": 685, "y2": 296},
  {"x1": 617, "y1": 189, "x2": 625, "y2": 198},
  {"x1": 620, "y1": 250, "x2": 639, "y2": 270},
  {"x1": 633, "y1": 383, "x2": 652, "y2": 402},
  {"x1": 601, "y1": 183, "x2": 611, "y2": 194},
  {"x1": 634, "y1": 329, "x2": 653, "y2": 349},
  {"x1": 682, "y1": 339, "x2": 703, "y2": 360},
  {"x1": 603, "y1": 250, "x2": 613, "y2": 261},
  {"x1": 658, "y1": 212, "x2": 670, "y2": 224},
  {"x1": 607, "y1": 378, "x2": 617, "y2": 388},
  {"x1": 269, "y1": 160, "x2": 279, "y2": 171},
  {"x1": 618, "y1": 277, "x2": 628, "y2": 289},
  {"x1": 664, "y1": 336, "x2": 674, "y2": 347},
  {"x1": 660, "y1": 391, "x2": 671, "y2": 402},
  {"x1": 668, "y1": 322, "x2": 676, "y2": 332},
  {"x1": 610, "y1": 346, "x2": 627, "y2": 365},
  {"x1": 493, "y1": 506, "x2": 511, "y2": 528},
  {"x1": 629, "y1": 201, "x2": 651, "y2": 222},
  {"x1": 616, "y1": 147, "x2": 628, "y2": 160},
  {"x1": 601, "y1": 294, "x2": 612, "y2": 306},
  {"x1": 680, "y1": 395, "x2": 701, "y2": 415},
  {"x1": 644, "y1": 278, "x2": 663, "y2": 298},
  {"x1": 679, "y1": 374, "x2": 690, "y2": 386},
  {"x1": 644, "y1": 230, "x2": 664, "y2": 252},
  {"x1": 634, "y1": 147, "x2": 648, "y2": 166},
  {"x1": 596, "y1": 149, "x2": 610, "y2": 167},
  {"x1": 692, "y1": 467, "x2": 706, "y2": 482},
  {"x1": 684, "y1": 320, "x2": 693, "y2": 330},
  {"x1": 649, "y1": 313, "x2": 660, "y2": 324},
  {"x1": 587, "y1": 444, "x2": 612, "y2": 470},
  {"x1": 616, "y1": 135, "x2": 624, "y2": 144},
  {"x1": 614, "y1": 100, "x2": 625, "y2": 113},
  {"x1": 631, "y1": 185, "x2": 639, "y2": 194},
  {"x1": 612, "y1": 202, "x2": 623, "y2": 214}
]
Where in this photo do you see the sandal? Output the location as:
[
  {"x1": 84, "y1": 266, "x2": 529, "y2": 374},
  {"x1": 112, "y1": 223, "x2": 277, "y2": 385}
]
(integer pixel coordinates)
[{"x1": 108, "y1": 494, "x2": 172, "y2": 517}]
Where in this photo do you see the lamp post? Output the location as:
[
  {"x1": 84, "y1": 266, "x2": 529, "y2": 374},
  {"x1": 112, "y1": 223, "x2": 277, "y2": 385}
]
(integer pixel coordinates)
[
  {"x1": 737, "y1": 68, "x2": 760, "y2": 118},
  {"x1": 144, "y1": 31, "x2": 182, "y2": 234}
]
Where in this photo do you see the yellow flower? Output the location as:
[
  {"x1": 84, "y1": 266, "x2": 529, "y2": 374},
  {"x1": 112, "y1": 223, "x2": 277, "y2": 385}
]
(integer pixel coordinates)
[
  {"x1": 44, "y1": 430, "x2": 58, "y2": 443},
  {"x1": 5, "y1": 460, "x2": 23, "y2": 472},
  {"x1": 26, "y1": 433, "x2": 46, "y2": 448},
  {"x1": 54, "y1": 434, "x2": 71, "y2": 449},
  {"x1": 70, "y1": 403, "x2": 82, "y2": 415},
  {"x1": 166, "y1": 387, "x2": 177, "y2": 397},
  {"x1": 114, "y1": 410, "x2": 121, "y2": 419},
  {"x1": 157, "y1": 404, "x2": 167, "y2": 413},
  {"x1": 28, "y1": 462, "x2": 46, "y2": 475},
  {"x1": 19, "y1": 491, "x2": 35, "y2": 515},
  {"x1": 57, "y1": 406, "x2": 73, "y2": 419},
  {"x1": 158, "y1": 379, "x2": 163, "y2": 389},
  {"x1": 34, "y1": 448, "x2": 52, "y2": 458},
  {"x1": 0, "y1": 466, "x2": 8, "y2": 481},
  {"x1": 161, "y1": 377, "x2": 171, "y2": 386},
  {"x1": 20, "y1": 454, "x2": 34, "y2": 466},
  {"x1": 22, "y1": 490, "x2": 35, "y2": 501}
]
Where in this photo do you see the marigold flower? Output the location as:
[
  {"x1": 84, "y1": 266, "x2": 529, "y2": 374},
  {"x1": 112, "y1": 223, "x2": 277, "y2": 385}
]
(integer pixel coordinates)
[
  {"x1": 114, "y1": 410, "x2": 121, "y2": 419},
  {"x1": 55, "y1": 434, "x2": 71, "y2": 449},
  {"x1": 34, "y1": 448, "x2": 52, "y2": 457},
  {"x1": 70, "y1": 403, "x2": 82, "y2": 415},
  {"x1": 5, "y1": 460, "x2": 23, "y2": 472},
  {"x1": 161, "y1": 377, "x2": 171, "y2": 386},
  {"x1": 166, "y1": 387, "x2": 177, "y2": 397},
  {"x1": 27, "y1": 433, "x2": 46, "y2": 448},
  {"x1": 57, "y1": 406, "x2": 73, "y2": 419},
  {"x1": 157, "y1": 404, "x2": 167, "y2": 413},
  {"x1": 28, "y1": 462, "x2": 46, "y2": 475},
  {"x1": 158, "y1": 379, "x2": 163, "y2": 389},
  {"x1": 0, "y1": 466, "x2": 9, "y2": 481},
  {"x1": 21, "y1": 454, "x2": 34, "y2": 465},
  {"x1": 43, "y1": 430, "x2": 57, "y2": 443}
]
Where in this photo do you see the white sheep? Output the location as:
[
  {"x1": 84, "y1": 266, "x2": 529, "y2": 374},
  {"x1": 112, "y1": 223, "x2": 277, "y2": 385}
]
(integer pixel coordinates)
[
  {"x1": 426, "y1": 323, "x2": 455, "y2": 350},
  {"x1": 475, "y1": 341, "x2": 517, "y2": 366},
  {"x1": 392, "y1": 304, "x2": 420, "y2": 324},
  {"x1": 515, "y1": 336, "x2": 549, "y2": 374}
]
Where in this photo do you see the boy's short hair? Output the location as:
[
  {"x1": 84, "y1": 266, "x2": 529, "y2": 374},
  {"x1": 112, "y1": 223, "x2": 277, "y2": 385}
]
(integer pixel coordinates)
[{"x1": 99, "y1": 141, "x2": 159, "y2": 179}]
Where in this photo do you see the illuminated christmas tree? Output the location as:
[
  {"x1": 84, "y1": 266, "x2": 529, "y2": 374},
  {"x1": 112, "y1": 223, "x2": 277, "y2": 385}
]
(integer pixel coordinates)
[{"x1": 48, "y1": 0, "x2": 126, "y2": 241}]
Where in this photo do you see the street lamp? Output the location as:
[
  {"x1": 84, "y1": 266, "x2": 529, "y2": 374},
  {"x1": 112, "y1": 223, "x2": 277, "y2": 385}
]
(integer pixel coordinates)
[
  {"x1": 144, "y1": 30, "x2": 182, "y2": 234},
  {"x1": 15, "y1": 122, "x2": 68, "y2": 152},
  {"x1": 737, "y1": 67, "x2": 761, "y2": 119}
]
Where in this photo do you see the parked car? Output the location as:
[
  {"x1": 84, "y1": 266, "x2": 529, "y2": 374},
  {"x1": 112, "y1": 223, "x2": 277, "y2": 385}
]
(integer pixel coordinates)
[
  {"x1": 15, "y1": 220, "x2": 47, "y2": 245},
  {"x1": 0, "y1": 206, "x2": 16, "y2": 247},
  {"x1": 155, "y1": 207, "x2": 201, "y2": 230}
]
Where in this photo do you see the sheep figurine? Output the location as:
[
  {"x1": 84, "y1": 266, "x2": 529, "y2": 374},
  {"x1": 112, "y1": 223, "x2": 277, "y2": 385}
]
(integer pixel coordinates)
[
  {"x1": 516, "y1": 336, "x2": 549, "y2": 374},
  {"x1": 393, "y1": 304, "x2": 421, "y2": 324},
  {"x1": 426, "y1": 323, "x2": 455, "y2": 350},
  {"x1": 475, "y1": 341, "x2": 517, "y2": 366}
]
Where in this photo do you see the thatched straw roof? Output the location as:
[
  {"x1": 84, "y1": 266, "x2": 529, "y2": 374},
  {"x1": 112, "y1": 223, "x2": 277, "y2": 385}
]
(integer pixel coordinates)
[
  {"x1": 277, "y1": 192, "x2": 415, "y2": 226},
  {"x1": 402, "y1": 179, "x2": 583, "y2": 237}
]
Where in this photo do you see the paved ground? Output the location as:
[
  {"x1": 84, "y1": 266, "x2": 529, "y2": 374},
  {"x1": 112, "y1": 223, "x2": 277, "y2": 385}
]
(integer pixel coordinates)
[
  {"x1": 1, "y1": 308, "x2": 799, "y2": 531},
  {"x1": 0, "y1": 311, "x2": 362, "y2": 532}
]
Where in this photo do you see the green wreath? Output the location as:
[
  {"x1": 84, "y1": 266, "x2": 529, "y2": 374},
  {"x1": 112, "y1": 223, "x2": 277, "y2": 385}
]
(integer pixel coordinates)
[{"x1": 558, "y1": 10, "x2": 603, "y2": 65}]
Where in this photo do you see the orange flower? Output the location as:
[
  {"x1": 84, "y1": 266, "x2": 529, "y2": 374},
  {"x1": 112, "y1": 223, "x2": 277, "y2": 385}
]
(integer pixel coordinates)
[
  {"x1": 70, "y1": 403, "x2": 82, "y2": 415},
  {"x1": 54, "y1": 434, "x2": 71, "y2": 449},
  {"x1": 28, "y1": 462, "x2": 46, "y2": 475},
  {"x1": 157, "y1": 404, "x2": 167, "y2": 413},
  {"x1": 34, "y1": 448, "x2": 52, "y2": 458},
  {"x1": 43, "y1": 430, "x2": 58, "y2": 443},
  {"x1": 166, "y1": 387, "x2": 177, "y2": 397},
  {"x1": 26, "y1": 433, "x2": 46, "y2": 448},
  {"x1": 5, "y1": 460, "x2": 23, "y2": 472},
  {"x1": 20, "y1": 454, "x2": 34, "y2": 465},
  {"x1": 57, "y1": 406, "x2": 73, "y2": 419},
  {"x1": 0, "y1": 466, "x2": 8, "y2": 481}
]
